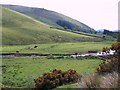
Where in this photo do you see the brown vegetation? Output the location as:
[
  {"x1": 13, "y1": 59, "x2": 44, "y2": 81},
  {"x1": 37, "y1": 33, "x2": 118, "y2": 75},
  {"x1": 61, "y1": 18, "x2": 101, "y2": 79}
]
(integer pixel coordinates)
[
  {"x1": 79, "y1": 42, "x2": 120, "y2": 89},
  {"x1": 79, "y1": 72, "x2": 118, "y2": 89},
  {"x1": 34, "y1": 69, "x2": 81, "y2": 89},
  {"x1": 100, "y1": 72, "x2": 118, "y2": 88},
  {"x1": 80, "y1": 73, "x2": 99, "y2": 88},
  {"x1": 97, "y1": 42, "x2": 120, "y2": 74}
]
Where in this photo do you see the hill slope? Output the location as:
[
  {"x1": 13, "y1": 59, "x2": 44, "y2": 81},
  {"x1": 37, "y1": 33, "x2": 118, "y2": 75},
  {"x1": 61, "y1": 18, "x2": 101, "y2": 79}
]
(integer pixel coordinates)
[
  {"x1": 2, "y1": 5, "x2": 96, "y2": 34},
  {"x1": 2, "y1": 7, "x2": 103, "y2": 45}
]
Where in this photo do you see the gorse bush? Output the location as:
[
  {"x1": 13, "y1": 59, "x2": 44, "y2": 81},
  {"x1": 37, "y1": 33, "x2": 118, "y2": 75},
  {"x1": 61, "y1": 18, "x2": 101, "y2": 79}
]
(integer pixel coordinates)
[
  {"x1": 96, "y1": 56, "x2": 118, "y2": 74},
  {"x1": 96, "y1": 42, "x2": 120, "y2": 74},
  {"x1": 102, "y1": 42, "x2": 120, "y2": 55},
  {"x1": 34, "y1": 69, "x2": 81, "y2": 89},
  {"x1": 110, "y1": 42, "x2": 120, "y2": 53}
]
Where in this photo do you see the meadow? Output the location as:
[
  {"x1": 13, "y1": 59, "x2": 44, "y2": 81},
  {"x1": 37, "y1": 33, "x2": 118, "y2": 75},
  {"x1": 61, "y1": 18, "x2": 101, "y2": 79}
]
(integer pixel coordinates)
[
  {"x1": 1, "y1": 41, "x2": 115, "y2": 88},
  {"x1": 1, "y1": 42, "x2": 113, "y2": 54},
  {"x1": 2, "y1": 57, "x2": 102, "y2": 88}
]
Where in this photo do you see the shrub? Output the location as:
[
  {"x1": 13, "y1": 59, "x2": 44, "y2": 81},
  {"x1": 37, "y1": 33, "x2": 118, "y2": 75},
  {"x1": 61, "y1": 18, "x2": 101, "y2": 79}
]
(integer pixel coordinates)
[
  {"x1": 102, "y1": 47, "x2": 109, "y2": 52},
  {"x1": 110, "y1": 42, "x2": 120, "y2": 53},
  {"x1": 96, "y1": 56, "x2": 118, "y2": 74},
  {"x1": 96, "y1": 42, "x2": 120, "y2": 74},
  {"x1": 34, "y1": 69, "x2": 81, "y2": 89}
]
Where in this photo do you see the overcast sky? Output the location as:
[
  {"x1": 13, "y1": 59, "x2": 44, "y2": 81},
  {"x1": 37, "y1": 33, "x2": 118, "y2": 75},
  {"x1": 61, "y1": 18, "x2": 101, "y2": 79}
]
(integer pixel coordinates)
[{"x1": 0, "y1": 0, "x2": 119, "y2": 31}]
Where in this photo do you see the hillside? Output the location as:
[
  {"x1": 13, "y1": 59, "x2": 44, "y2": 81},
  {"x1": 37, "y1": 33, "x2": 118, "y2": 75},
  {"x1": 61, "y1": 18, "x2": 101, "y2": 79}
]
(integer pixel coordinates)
[
  {"x1": 2, "y1": 5, "x2": 96, "y2": 34},
  {"x1": 2, "y1": 7, "x2": 104, "y2": 45},
  {"x1": 96, "y1": 29, "x2": 118, "y2": 38}
]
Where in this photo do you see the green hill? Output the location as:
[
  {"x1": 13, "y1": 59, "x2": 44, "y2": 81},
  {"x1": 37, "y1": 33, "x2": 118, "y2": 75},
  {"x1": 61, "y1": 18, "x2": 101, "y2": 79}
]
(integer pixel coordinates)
[
  {"x1": 2, "y1": 5, "x2": 96, "y2": 34},
  {"x1": 2, "y1": 7, "x2": 104, "y2": 45}
]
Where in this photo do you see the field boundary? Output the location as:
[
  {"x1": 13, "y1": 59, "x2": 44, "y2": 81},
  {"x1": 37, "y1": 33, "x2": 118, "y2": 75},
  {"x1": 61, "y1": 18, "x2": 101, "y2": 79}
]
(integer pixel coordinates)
[{"x1": 1, "y1": 53, "x2": 71, "y2": 56}]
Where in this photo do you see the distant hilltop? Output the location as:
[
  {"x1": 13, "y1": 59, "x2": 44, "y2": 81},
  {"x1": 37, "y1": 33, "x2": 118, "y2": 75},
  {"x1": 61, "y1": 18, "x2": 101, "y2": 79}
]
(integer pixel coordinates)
[{"x1": 2, "y1": 4, "x2": 96, "y2": 34}]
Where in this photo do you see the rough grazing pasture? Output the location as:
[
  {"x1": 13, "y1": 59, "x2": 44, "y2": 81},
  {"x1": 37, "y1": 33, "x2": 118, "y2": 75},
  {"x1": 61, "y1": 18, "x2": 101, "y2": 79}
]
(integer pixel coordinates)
[
  {"x1": 2, "y1": 7, "x2": 106, "y2": 45},
  {"x1": 2, "y1": 57, "x2": 102, "y2": 88},
  {"x1": 1, "y1": 42, "x2": 113, "y2": 54}
]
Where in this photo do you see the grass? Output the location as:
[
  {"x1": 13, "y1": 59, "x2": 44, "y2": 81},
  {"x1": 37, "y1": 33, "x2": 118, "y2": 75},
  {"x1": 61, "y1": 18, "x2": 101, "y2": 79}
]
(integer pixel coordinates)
[
  {"x1": 2, "y1": 57, "x2": 102, "y2": 88},
  {"x1": 1, "y1": 6, "x2": 117, "y2": 89},
  {"x1": 2, "y1": 5, "x2": 96, "y2": 34},
  {"x1": 1, "y1": 7, "x2": 105, "y2": 45},
  {"x1": 53, "y1": 83, "x2": 80, "y2": 90},
  {"x1": 1, "y1": 42, "x2": 113, "y2": 54}
]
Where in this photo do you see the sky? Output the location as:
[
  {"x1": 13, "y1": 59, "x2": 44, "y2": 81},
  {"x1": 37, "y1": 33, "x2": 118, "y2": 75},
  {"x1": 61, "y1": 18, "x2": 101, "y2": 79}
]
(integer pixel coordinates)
[{"x1": 0, "y1": 0, "x2": 119, "y2": 31}]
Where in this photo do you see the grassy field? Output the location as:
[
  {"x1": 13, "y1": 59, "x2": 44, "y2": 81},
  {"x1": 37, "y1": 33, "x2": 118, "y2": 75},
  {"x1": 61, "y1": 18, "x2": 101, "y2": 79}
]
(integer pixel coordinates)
[
  {"x1": 1, "y1": 7, "x2": 105, "y2": 45},
  {"x1": 1, "y1": 42, "x2": 113, "y2": 54},
  {"x1": 2, "y1": 57, "x2": 102, "y2": 88},
  {"x1": 54, "y1": 83, "x2": 80, "y2": 89}
]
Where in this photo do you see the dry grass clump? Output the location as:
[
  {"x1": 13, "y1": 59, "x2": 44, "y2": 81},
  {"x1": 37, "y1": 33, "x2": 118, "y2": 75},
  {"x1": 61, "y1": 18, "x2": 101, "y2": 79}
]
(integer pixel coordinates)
[
  {"x1": 0, "y1": 83, "x2": 8, "y2": 88},
  {"x1": 100, "y1": 72, "x2": 118, "y2": 88},
  {"x1": 79, "y1": 72, "x2": 119, "y2": 89},
  {"x1": 80, "y1": 73, "x2": 100, "y2": 88}
]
